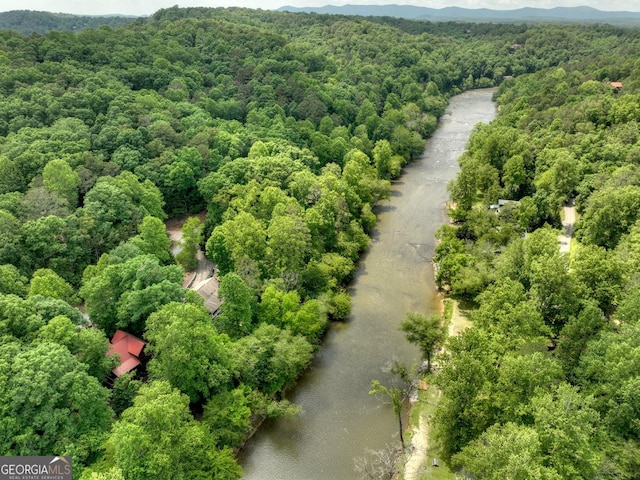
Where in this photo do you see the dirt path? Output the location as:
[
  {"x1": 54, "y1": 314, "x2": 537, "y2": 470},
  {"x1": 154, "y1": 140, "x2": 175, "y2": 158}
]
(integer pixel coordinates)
[
  {"x1": 403, "y1": 301, "x2": 471, "y2": 480},
  {"x1": 404, "y1": 406, "x2": 431, "y2": 480},
  {"x1": 559, "y1": 199, "x2": 576, "y2": 254},
  {"x1": 165, "y1": 216, "x2": 220, "y2": 312}
]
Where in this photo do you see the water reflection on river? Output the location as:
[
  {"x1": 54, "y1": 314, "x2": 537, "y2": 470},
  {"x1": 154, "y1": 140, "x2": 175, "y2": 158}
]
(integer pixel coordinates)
[{"x1": 240, "y1": 89, "x2": 497, "y2": 480}]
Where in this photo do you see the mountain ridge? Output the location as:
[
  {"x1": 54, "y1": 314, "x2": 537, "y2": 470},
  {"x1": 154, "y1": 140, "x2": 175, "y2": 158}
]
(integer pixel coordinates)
[{"x1": 278, "y1": 4, "x2": 640, "y2": 25}]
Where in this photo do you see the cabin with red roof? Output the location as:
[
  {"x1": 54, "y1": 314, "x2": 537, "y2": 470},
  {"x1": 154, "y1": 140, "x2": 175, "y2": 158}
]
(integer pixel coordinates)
[{"x1": 106, "y1": 330, "x2": 146, "y2": 377}]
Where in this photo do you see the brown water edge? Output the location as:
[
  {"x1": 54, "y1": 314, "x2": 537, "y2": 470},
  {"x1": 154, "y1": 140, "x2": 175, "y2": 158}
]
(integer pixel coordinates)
[{"x1": 239, "y1": 89, "x2": 498, "y2": 480}]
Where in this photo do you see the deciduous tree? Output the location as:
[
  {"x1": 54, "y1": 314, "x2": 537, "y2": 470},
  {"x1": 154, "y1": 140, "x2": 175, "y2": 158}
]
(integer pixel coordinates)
[
  {"x1": 106, "y1": 381, "x2": 242, "y2": 480},
  {"x1": 369, "y1": 362, "x2": 416, "y2": 450},
  {"x1": 400, "y1": 312, "x2": 445, "y2": 373},
  {"x1": 145, "y1": 302, "x2": 232, "y2": 403},
  {"x1": 175, "y1": 216, "x2": 202, "y2": 270},
  {"x1": 28, "y1": 268, "x2": 76, "y2": 304},
  {"x1": 452, "y1": 422, "x2": 560, "y2": 480},
  {"x1": 42, "y1": 158, "x2": 81, "y2": 209},
  {"x1": 0, "y1": 342, "x2": 113, "y2": 463},
  {"x1": 0, "y1": 264, "x2": 28, "y2": 296},
  {"x1": 216, "y1": 273, "x2": 256, "y2": 339},
  {"x1": 129, "y1": 216, "x2": 172, "y2": 264},
  {"x1": 230, "y1": 323, "x2": 313, "y2": 395}
]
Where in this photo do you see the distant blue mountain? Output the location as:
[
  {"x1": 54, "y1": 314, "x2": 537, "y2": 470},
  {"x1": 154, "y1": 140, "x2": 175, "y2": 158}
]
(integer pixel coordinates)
[{"x1": 278, "y1": 4, "x2": 640, "y2": 25}]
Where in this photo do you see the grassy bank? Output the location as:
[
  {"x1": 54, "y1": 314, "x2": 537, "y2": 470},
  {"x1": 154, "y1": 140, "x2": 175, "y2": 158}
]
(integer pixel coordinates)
[{"x1": 398, "y1": 298, "x2": 471, "y2": 480}]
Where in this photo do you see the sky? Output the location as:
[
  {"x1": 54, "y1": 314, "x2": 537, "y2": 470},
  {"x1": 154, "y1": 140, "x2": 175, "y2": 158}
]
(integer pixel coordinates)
[{"x1": 0, "y1": 0, "x2": 639, "y2": 16}]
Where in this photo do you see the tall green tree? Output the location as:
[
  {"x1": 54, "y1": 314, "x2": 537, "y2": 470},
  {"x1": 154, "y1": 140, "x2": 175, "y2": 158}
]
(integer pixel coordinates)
[
  {"x1": 106, "y1": 381, "x2": 242, "y2": 480},
  {"x1": 202, "y1": 387, "x2": 252, "y2": 448},
  {"x1": 28, "y1": 294, "x2": 84, "y2": 325},
  {"x1": 42, "y1": 158, "x2": 81, "y2": 209},
  {"x1": 230, "y1": 323, "x2": 313, "y2": 395},
  {"x1": 80, "y1": 173, "x2": 165, "y2": 258},
  {"x1": 20, "y1": 214, "x2": 86, "y2": 280},
  {"x1": 434, "y1": 327, "x2": 497, "y2": 462},
  {"x1": 28, "y1": 268, "x2": 76, "y2": 304},
  {"x1": 175, "y1": 216, "x2": 202, "y2": 271},
  {"x1": 0, "y1": 342, "x2": 113, "y2": 464},
  {"x1": 216, "y1": 273, "x2": 255, "y2": 339},
  {"x1": 0, "y1": 156, "x2": 23, "y2": 194},
  {"x1": 577, "y1": 185, "x2": 640, "y2": 250},
  {"x1": 452, "y1": 422, "x2": 561, "y2": 480},
  {"x1": 110, "y1": 372, "x2": 142, "y2": 417},
  {"x1": 129, "y1": 216, "x2": 172, "y2": 264},
  {"x1": 80, "y1": 254, "x2": 184, "y2": 336},
  {"x1": 530, "y1": 383, "x2": 602, "y2": 479},
  {"x1": 0, "y1": 294, "x2": 44, "y2": 342},
  {"x1": 369, "y1": 361, "x2": 416, "y2": 450},
  {"x1": 0, "y1": 264, "x2": 28, "y2": 296},
  {"x1": 265, "y1": 212, "x2": 312, "y2": 277},
  {"x1": 373, "y1": 139, "x2": 393, "y2": 180},
  {"x1": 145, "y1": 302, "x2": 232, "y2": 403},
  {"x1": 400, "y1": 312, "x2": 445, "y2": 373},
  {"x1": 36, "y1": 315, "x2": 115, "y2": 381},
  {"x1": 206, "y1": 211, "x2": 266, "y2": 276}
]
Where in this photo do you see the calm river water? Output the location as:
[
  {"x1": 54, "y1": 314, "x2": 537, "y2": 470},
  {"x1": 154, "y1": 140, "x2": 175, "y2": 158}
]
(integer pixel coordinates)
[{"x1": 239, "y1": 88, "x2": 498, "y2": 480}]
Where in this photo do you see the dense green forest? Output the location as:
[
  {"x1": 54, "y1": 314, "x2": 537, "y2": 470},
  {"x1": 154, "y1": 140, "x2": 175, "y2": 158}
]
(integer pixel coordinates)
[
  {"x1": 436, "y1": 33, "x2": 640, "y2": 480},
  {"x1": 1, "y1": 6, "x2": 639, "y2": 479},
  {"x1": 0, "y1": 10, "x2": 137, "y2": 35}
]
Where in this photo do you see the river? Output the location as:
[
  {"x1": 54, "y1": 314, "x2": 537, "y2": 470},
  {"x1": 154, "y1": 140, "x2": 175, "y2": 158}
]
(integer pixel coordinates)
[{"x1": 239, "y1": 88, "x2": 498, "y2": 480}]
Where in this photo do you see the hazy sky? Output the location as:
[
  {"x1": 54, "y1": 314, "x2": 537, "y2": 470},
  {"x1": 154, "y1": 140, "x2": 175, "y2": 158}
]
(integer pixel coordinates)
[{"x1": 1, "y1": 0, "x2": 639, "y2": 16}]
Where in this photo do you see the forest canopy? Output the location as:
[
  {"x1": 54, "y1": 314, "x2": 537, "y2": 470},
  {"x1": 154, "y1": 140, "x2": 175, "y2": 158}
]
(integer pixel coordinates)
[
  {"x1": 1, "y1": 6, "x2": 640, "y2": 478},
  {"x1": 434, "y1": 30, "x2": 640, "y2": 480},
  {"x1": 0, "y1": 10, "x2": 137, "y2": 35}
]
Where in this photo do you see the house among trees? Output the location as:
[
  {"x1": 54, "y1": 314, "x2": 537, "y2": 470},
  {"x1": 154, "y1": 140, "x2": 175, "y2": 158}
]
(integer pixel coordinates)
[
  {"x1": 489, "y1": 199, "x2": 519, "y2": 213},
  {"x1": 509, "y1": 43, "x2": 523, "y2": 53},
  {"x1": 610, "y1": 81, "x2": 623, "y2": 89},
  {"x1": 195, "y1": 276, "x2": 223, "y2": 315},
  {"x1": 106, "y1": 330, "x2": 146, "y2": 377}
]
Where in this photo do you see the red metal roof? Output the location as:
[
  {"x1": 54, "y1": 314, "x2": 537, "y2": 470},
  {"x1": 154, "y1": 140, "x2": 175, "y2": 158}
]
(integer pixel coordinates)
[
  {"x1": 610, "y1": 81, "x2": 623, "y2": 88},
  {"x1": 107, "y1": 330, "x2": 146, "y2": 377},
  {"x1": 111, "y1": 330, "x2": 127, "y2": 343},
  {"x1": 112, "y1": 357, "x2": 141, "y2": 377}
]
